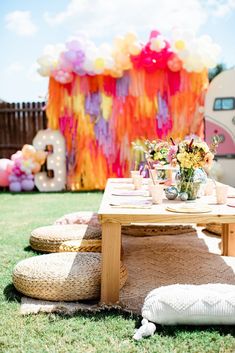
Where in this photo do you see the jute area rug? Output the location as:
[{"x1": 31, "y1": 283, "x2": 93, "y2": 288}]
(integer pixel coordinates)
[{"x1": 21, "y1": 228, "x2": 235, "y2": 315}]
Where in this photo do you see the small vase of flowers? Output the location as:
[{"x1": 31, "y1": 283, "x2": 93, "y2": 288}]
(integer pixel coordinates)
[
  {"x1": 132, "y1": 135, "x2": 219, "y2": 200},
  {"x1": 174, "y1": 137, "x2": 216, "y2": 200}
]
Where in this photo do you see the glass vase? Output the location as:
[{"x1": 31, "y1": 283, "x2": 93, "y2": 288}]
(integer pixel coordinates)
[{"x1": 177, "y1": 168, "x2": 201, "y2": 200}]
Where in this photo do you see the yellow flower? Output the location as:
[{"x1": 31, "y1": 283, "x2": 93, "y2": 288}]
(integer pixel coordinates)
[{"x1": 194, "y1": 141, "x2": 210, "y2": 153}]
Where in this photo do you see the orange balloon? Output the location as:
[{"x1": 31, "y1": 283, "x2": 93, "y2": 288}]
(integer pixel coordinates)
[
  {"x1": 22, "y1": 144, "x2": 36, "y2": 159},
  {"x1": 32, "y1": 162, "x2": 41, "y2": 174},
  {"x1": 35, "y1": 150, "x2": 47, "y2": 165}
]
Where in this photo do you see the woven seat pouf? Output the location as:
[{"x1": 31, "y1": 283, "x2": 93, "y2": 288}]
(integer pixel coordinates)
[
  {"x1": 54, "y1": 212, "x2": 195, "y2": 238},
  {"x1": 122, "y1": 224, "x2": 195, "y2": 237},
  {"x1": 13, "y1": 252, "x2": 127, "y2": 301},
  {"x1": 59, "y1": 239, "x2": 101, "y2": 253},
  {"x1": 30, "y1": 224, "x2": 101, "y2": 253},
  {"x1": 204, "y1": 223, "x2": 222, "y2": 236},
  {"x1": 54, "y1": 212, "x2": 100, "y2": 227}
]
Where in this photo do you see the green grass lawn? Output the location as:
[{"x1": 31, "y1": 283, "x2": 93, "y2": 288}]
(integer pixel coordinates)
[{"x1": 0, "y1": 192, "x2": 235, "y2": 353}]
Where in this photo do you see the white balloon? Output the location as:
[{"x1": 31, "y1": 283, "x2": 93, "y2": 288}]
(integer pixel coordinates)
[
  {"x1": 37, "y1": 67, "x2": 51, "y2": 77},
  {"x1": 83, "y1": 58, "x2": 94, "y2": 72},
  {"x1": 105, "y1": 57, "x2": 115, "y2": 69},
  {"x1": 99, "y1": 43, "x2": 112, "y2": 56},
  {"x1": 37, "y1": 55, "x2": 52, "y2": 66}
]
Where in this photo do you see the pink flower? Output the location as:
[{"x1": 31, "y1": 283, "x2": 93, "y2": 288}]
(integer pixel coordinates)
[{"x1": 167, "y1": 145, "x2": 178, "y2": 166}]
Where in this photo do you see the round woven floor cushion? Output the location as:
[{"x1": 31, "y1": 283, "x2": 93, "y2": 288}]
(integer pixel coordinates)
[
  {"x1": 204, "y1": 223, "x2": 222, "y2": 235},
  {"x1": 59, "y1": 239, "x2": 101, "y2": 253},
  {"x1": 122, "y1": 224, "x2": 195, "y2": 236},
  {"x1": 54, "y1": 212, "x2": 100, "y2": 227},
  {"x1": 30, "y1": 224, "x2": 101, "y2": 253},
  {"x1": 55, "y1": 211, "x2": 195, "y2": 237},
  {"x1": 13, "y1": 252, "x2": 127, "y2": 301}
]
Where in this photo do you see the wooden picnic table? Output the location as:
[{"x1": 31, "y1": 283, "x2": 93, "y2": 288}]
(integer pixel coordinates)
[{"x1": 98, "y1": 178, "x2": 235, "y2": 304}]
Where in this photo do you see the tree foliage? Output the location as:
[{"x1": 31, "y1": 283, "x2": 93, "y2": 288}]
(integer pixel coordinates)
[{"x1": 208, "y1": 63, "x2": 226, "y2": 82}]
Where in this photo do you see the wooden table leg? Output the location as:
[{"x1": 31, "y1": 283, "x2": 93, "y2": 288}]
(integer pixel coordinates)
[
  {"x1": 100, "y1": 222, "x2": 121, "y2": 304},
  {"x1": 221, "y1": 223, "x2": 235, "y2": 256}
]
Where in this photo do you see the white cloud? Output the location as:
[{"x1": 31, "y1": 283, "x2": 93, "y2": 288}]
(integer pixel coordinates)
[
  {"x1": 6, "y1": 62, "x2": 24, "y2": 74},
  {"x1": 211, "y1": 0, "x2": 235, "y2": 17},
  {"x1": 44, "y1": 0, "x2": 87, "y2": 26},
  {"x1": 5, "y1": 11, "x2": 38, "y2": 37},
  {"x1": 43, "y1": 0, "x2": 208, "y2": 38}
]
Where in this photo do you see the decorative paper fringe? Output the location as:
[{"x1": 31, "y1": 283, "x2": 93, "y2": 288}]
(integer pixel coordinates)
[{"x1": 46, "y1": 68, "x2": 208, "y2": 190}]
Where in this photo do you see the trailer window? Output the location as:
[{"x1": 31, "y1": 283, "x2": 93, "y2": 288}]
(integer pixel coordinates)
[{"x1": 213, "y1": 97, "x2": 235, "y2": 111}]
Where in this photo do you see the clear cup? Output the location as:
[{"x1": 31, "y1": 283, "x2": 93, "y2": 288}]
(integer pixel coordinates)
[
  {"x1": 131, "y1": 170, "x2": 140, "y2": 183},
  {"x1": 148, "y1": 178, "x2": 153, "y2": 196},
  {"x1": 149, "y1": 169, "x2": 157, "y2": 181},
  {"x1": 150, "y1": 184, "x2": 164, "y2": 204},
  {"x1": 216, "y1": 184, "x2": 228, "y2": 204},
  {"x1": 133, "y1": 175, "x2": 143, "y2": 190},
  {"x1": 204, "y1": 179, "x2": 214, "y2": 196}
]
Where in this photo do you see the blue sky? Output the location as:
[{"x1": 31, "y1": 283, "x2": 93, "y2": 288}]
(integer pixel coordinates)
[{"x1": 0, "y1": 0, "x2": 235, "y2": 102}]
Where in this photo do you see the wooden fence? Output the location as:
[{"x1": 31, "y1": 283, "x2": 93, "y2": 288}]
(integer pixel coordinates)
[{"x1": 0, "y1": 102, "x2": 47, "y2": 158}]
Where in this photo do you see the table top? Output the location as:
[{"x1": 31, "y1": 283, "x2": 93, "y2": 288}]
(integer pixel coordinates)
[{"x1": 98, "y1": 178, "x2": 235, "y2": 225}]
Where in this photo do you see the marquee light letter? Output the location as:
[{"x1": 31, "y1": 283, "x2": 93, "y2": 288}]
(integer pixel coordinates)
[{"x1": 33, "y1": 129, "x2": 66, "y2": 192}]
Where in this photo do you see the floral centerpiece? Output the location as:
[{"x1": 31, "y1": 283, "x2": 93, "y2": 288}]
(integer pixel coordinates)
[
  {"x1": 132, "y1": 139, "x2": 178, "y2": 182},
  {"x1": 132, "y1": 135, "x2": 219, "y2": 200},
  {"x1": 169, "y1": 136, "x2": 218, "y2": 200},
  {"x1": 145, "y1": 140, "x2": 170, "y2": 166}
]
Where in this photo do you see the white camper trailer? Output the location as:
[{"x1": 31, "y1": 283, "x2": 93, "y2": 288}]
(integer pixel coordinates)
[{"x1": 204, "y1": 69, "x2": 235, "y2": 186}]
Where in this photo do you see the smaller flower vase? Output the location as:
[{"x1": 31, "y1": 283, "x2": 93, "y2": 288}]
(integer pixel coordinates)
[
  {"x1": 177, "y1": 168, "x2": 201, "y2": 200},
  {"x1": 178, "y1": 180, "x2": 201, "y2": 200}
]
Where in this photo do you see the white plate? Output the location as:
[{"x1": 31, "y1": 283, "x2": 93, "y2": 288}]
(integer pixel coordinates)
[
  {"x1": 112, "y1": 190, "x2": 148, "y2": 197},
  {"x1": 166, "y1": 205, "x2": 212, "y2": 213},
  {"x1": 110, "y1": 199, "x2": 152, "y2": 209}
]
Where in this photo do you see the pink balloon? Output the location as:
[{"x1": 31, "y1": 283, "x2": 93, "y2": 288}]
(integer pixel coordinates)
[
  {"x1": 0, "y1": 171, "x2": 9, "y2": 187},
  {"x1": 6, "y1": 163, "x2": 13, "y2": 174},
  {"x1": 52, "y1": 69, "x2": 73, "y2": 84},
  {"x1": 0, "y1": 159, "x2": 13, "y2": 187},
  {"x1": 11, "y1": 151, "x2": 22, "y2": 162},
  {"x1": 12, "y1": 160, "x2": 24, "y2": 177},
  {"x1": 167, "y1": 55, "x2": 182, "y2": 72},
  {"x1": 9, "y1": 181, "x2": 22, "y2": 192}
]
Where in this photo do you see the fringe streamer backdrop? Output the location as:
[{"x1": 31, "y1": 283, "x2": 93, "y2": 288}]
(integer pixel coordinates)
[{"x1": 46, "y1": 68, "x2": 208, "y2": 190}]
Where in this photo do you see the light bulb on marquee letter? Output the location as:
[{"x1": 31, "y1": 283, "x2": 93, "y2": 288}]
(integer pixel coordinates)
[{"x1": 33, "y1": 130, "x2": 66, "y2": 192}]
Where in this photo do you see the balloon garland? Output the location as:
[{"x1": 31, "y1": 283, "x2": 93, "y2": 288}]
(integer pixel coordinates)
[
  {"x1": 0, "y1": 145, "x2": 46, "y2": 191},
  {"x1": 37, "y1": 29, "x2": 220, "y2": 79}
]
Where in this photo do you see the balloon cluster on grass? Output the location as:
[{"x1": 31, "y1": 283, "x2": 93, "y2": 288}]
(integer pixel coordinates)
[
  {"x1": 37, "y1": 29, "x2": 220, "y2": 83},
  {"x1": 0, "y1": 145, "x2": 46, "y2": 192}
]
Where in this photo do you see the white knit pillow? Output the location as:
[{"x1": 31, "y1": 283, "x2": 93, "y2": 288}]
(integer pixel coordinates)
[{"x1": 142, "y1": 284, "x2": 235, "y2": 325}]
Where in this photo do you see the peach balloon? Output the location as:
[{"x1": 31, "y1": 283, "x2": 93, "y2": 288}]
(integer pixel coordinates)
[
  {"x1": 129, "y1": 44, "x2": 141, "y2": 56},
  {"x1": 32, "y1": 162, "x2": 41, "y2": 174},
  {"x1": 35, "y1": 150, "x2": 47, "y2": 165},
  {"x1": 22, "y1": 144, "x2": 36, "y2": 159}
]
